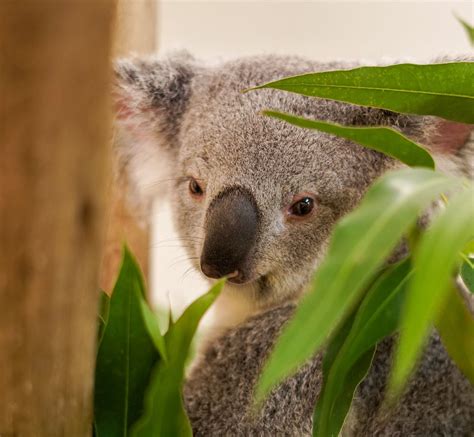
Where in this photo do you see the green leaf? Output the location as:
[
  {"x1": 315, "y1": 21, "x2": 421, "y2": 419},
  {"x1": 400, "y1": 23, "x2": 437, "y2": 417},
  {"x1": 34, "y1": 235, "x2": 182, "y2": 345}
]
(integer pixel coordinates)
[
  {"x1": 317, "y1": 349, "x2": 375, "y2": 437},
  {"x1": 456, "y1": 15, "x2": 474, "y2": 47},
  {"x1": 250, "y1": 63, "x2": 474, "y2": 124},
  {"x1": 94, "y1": 246, "x2": 160, "y2": 437},
  {"x1": 462, "y1": 239, "x2": 474, "y2": 256},
  {"x1": 313, "y1": 260, "x2": 412, "y2": 437},
  {"x1": 264, "y1": 110, "x2": 435, "y2": 169},
  {"x1": 321, "y1": 311, "x2": 358, "y2": 378},
  {"x1": 436, "y1": 285, "x2": 474, "y2": 384},
  {"x1": 255, "y1": 169, "x2": 461, "y2": 404},
  {"x1": 461, "y1": 257, "x2": 474, "y2": 293},
  {"x1": 132, "y1": 279, "x2": 225, "y2": 437},
  {"x1": 98, "y1": 291, "x2": 110, "y2": 345},
  {"x1": 390, "y1": 186, "x2": 474, "y2": 398},
  {"x1": 140, "y1": 299, "x2": 168, "y2": 362},
  {"x1": 312, "y1": 307, "x2": 364, "y2": 436}
]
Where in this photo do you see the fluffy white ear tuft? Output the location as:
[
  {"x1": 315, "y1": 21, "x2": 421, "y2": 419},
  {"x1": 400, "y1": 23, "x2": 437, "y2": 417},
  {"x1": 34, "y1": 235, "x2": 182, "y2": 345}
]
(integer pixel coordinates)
[
  {"x1": 113, "y1": 50, "x2": 196, "y2": 144},
  {"x1": 112, "y1": 51, "x2": 197, "y2": 211}
]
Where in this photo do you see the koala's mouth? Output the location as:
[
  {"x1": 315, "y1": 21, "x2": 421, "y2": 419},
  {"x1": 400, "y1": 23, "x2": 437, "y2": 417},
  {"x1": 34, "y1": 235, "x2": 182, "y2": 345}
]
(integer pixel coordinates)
[
  {"x1": 225, "y1": 272, "x2": 271, "y2": 293},
  {"x1": 199, "y1": 255, "x2": 261, "y2": 286},
  {"x1": 222, "y1": 270, "x2": 258, "y2": 286},
  {"x1": 199, "y1": 266, "x2": 264, "y2": 286}
]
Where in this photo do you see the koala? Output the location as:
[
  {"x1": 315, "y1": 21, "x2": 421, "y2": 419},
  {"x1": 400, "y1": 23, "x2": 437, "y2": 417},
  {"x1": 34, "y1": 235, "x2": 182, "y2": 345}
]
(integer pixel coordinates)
[{"x1": 113, "y1": 52, "x2": 474, "y2": 436}]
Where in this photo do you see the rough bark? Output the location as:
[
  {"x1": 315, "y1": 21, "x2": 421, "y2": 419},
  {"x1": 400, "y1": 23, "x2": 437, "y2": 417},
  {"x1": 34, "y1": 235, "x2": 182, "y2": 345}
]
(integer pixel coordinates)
[
  {"x1": 100, "y1": 0, "x2": 157, "y2": 293},
  {"x1": 0, "y1": 1, "x2": 116, "y2": 435}
]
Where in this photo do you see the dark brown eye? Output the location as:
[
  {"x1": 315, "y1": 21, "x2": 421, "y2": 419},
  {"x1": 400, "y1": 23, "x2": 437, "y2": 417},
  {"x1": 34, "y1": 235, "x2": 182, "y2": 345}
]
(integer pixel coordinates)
[
  {"x1": 289, "y1": 197, "x2": 314, "y2": 217},
  {"x1": 189, "y1": 177, "x2": 204, "y2": 197}
]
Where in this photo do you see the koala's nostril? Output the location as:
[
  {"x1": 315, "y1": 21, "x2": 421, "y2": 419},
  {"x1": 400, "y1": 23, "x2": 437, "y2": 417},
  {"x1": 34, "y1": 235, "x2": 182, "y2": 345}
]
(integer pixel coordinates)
[
  {"x1": 201, "y1": 261, "x2": 240, "y2": 280},
  {"x1": 200, "y1": 262, "x2": 223, "y2": 279}
]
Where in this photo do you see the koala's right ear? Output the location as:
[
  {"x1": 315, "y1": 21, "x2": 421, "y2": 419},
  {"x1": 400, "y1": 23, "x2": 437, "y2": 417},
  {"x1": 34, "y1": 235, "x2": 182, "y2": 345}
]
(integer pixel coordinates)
[
  {"x1": 112, "y1": 52, "x2": 197, "y2": 209},
  {"x1": 114, "y1": 51, "x2": 196, "y2": 146}
]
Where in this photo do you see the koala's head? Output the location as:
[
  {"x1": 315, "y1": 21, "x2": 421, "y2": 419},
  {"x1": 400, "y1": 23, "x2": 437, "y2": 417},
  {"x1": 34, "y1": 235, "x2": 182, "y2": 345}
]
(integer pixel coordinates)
[{"x1": 114, "y1": 52, "x2": 472, "y2": 307}]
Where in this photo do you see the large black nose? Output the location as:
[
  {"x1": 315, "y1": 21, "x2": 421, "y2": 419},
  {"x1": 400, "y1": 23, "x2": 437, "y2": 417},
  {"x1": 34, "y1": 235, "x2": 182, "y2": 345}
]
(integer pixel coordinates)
[{"x1": 200, "y1": 187, "x2": 259, "y2": 281}]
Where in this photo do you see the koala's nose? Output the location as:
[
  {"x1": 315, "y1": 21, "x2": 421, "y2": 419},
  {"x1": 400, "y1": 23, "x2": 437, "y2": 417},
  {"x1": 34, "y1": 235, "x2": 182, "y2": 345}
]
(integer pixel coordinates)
[{"x1": 200, "y1": 187, "x2": 259, "y2": 282}]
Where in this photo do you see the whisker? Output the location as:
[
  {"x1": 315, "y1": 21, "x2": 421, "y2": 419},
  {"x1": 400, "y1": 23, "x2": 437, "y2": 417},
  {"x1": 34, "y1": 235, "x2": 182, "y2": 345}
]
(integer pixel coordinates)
[
  {"x1": 169, "y1": 256, "x2": 199, "y2": 269},
  {"x1": 181, "y1": 265, "x2": 199, "y2": 281},
  {"x1": 141, "y1": 176, "x2": 189, "y2": 189}
]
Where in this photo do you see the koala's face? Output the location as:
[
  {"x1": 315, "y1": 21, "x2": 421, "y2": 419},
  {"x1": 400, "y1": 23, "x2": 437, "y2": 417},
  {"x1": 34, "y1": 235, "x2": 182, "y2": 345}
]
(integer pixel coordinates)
[
  {"x1": 172, "y1": 79, "x2": 393, "y2": 303},
  {"x1": 115, "y1": 53, "x2": 467, "y2": 306}
]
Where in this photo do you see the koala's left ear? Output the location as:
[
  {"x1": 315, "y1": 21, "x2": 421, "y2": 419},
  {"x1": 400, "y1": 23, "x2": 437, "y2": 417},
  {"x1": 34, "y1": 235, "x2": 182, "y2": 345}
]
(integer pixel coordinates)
[
  {"x1": 400, "y1": 116, "x2": 473, "y2": 176},
  {"x1": 415, "y1": 118, "x2": 472, "y2": 155},
  {"x1": 112, "y1": 51, "x2": 197, "y2": 210}
]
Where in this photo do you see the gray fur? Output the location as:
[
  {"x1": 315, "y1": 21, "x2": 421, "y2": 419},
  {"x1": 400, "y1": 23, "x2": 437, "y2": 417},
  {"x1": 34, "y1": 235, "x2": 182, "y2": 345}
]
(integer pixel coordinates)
[
  {"x1": 113, "y1": 52, "x2": 474, "y2": 436},
  {"x1": 185, "y1": 304, "x2": 474, "y2": 436}
]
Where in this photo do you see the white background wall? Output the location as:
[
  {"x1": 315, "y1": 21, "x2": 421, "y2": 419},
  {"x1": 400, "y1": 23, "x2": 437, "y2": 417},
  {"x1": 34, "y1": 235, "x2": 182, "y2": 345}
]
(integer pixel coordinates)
[{"x1": 151, "y1": 0, "x2": 473, "y2": 316}]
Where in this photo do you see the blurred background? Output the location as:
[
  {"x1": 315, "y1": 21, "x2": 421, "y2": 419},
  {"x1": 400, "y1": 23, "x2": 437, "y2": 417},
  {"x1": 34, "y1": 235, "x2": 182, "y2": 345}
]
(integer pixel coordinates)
[{"x1": 149, "y1": 0, "x2": 473, "y2": 316}]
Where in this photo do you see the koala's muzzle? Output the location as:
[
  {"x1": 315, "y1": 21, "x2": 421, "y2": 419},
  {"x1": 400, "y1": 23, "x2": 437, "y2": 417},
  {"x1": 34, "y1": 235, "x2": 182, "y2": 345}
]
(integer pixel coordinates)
[{"x1": 200, "y1": 187, "x2": 259, "y2": 283}]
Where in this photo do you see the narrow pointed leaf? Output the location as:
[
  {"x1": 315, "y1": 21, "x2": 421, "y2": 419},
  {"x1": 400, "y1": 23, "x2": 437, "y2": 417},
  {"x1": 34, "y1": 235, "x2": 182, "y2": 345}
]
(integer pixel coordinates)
[
  {"x1": 264, "y1": 110, "x2": 434, "y2": 168},
  {"x1": 390, "y1": 187, "x2": 474, "y2": 397},
  {"x1": 255, "y1": 169, "x2": 461, "y2": 403},
  {"x1": 456, "y1": 15, "x2": 474, "y2": 47},
  {"x1": 462, "y1": 239, "x2": 474, "y2": 257},
  {"x1": 140, "y1": 299, "x2": 168, "y2": 362},
  {"x1": 436, "y1": 285, "x2": 474, "y2": 383},
  {"x1": 251, "y1": 63, "x2": 474, "y2": 124},
  {"x1": 313, "y1": 260, "x2": 412, "y2": 436},
  {"x1": 132, "y1": 279, "x2": 225, "y2": 437},
  {"x1": 315, "y1": 348, "x2": 375, "y2": 437},
  {"x1": 94, "y1": 247, "x2": 160, "y2": 437},
  {"x1": 312, "y1": 308, "x2": 364, "y2": 436},
  {"x1": 97, "y1": 291, "x2": 110, "y2": 345},
  {"x1": 461, "y1": 256, "x2": 474, "y2": 293}
]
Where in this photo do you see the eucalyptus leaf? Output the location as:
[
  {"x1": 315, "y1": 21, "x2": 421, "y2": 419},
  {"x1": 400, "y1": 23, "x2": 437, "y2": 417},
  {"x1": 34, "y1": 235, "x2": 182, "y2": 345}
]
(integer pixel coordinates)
[
  {"x1": 456, "y1": 15, "x2": 474, "y2": 47},
  {"x1": 140, "y1": 298, "x2": 168, "y2": 362},
  {"x1": 315, "y1": 349, "x2": 375, "y2": 437},
  {"x1": 255, "y1": 169, "x2": 461, "y2": 404},
  {"x1": 461, "y1": 257, "x2": 474, "y2": 293},
  {"x1": 264, "y1": 110, "x2": 435, "y2": 168},
  {"x1": 94, "y1": 247, "x2": 160, "y2": 437},
  {"x1": 97, "y1": 291, "x2": 110, "y2": 345},
  {"x1": 462, "y1": 239, "x2": 474, "y2": 256},
  {"x1": 436, "y1": 285, "x2": 474, "y2": 383},
  {"x1": 313, "y1": 260, "x2": 412, "y2": 436},
  {"x1": 312, "y1": 308, "x2": 365, "y2": 437},
  {"x1": 132, "y1": 279, "x2": 225, "y2": 437},
  {"x1": 390, "y1": 187, "x2": 474, "y2": 397},
  {"x1": 251, "y1": 63, "x2": 474, "y2": 124}
]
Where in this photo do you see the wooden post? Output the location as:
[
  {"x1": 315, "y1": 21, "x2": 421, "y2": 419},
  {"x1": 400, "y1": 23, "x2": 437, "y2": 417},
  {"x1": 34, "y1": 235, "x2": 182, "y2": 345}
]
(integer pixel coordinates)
[
  {"x1": 0, "y1": 1, "x2": 116, "y2": 435},
  {"x1": 100, "y1": 0, "x2": 157, "y2": 293}
]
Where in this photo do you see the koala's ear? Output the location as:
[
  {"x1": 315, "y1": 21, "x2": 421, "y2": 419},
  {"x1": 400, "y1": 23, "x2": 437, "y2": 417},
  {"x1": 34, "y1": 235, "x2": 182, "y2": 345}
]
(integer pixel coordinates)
[
  {"x1": 112, "y1": 51, "x2": 197, "y2": 210},
  {"x1": 113, "y1": 50, "x2": 196, "y2": 146},
  {"x1": 403, "y1": 116, "x2": 473, "y2": 175},
  {"x1": 417, "y1": 118, "x2": 472, "y2": 155}
]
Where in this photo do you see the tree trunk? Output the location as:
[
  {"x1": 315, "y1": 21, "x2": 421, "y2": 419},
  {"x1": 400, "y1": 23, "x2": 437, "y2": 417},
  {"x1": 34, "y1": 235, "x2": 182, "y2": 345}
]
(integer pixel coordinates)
[
  {"x1": 100, "y1": 0, "x2": 157, "y2": 293},
  {"x1": 0, "y1": 1, "x2": 116, "y2": 435}
]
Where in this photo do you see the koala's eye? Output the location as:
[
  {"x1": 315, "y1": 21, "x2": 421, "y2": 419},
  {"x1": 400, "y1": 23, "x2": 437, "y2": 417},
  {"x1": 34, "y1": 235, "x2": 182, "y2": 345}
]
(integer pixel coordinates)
[
  {"x1": 288, "y1": 196, "x2": 315, "y2": 219},
  {"x1": 189, "y1": 177, "x2": 204, "y2": 198}
]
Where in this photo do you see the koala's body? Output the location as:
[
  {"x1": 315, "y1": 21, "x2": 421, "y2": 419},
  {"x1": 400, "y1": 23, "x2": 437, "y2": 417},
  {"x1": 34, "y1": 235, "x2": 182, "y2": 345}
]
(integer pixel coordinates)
[
  {"x1": 114, "y1": 52, "x2": 474, "y2": 436},
  {"x1": 185, "y1": 305, "x2": 474, "y2": 436}
]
